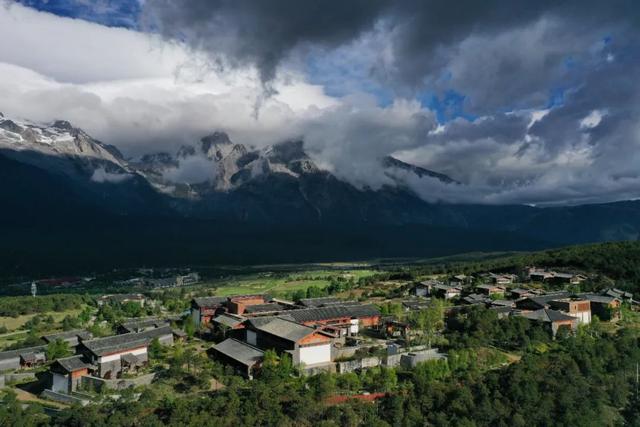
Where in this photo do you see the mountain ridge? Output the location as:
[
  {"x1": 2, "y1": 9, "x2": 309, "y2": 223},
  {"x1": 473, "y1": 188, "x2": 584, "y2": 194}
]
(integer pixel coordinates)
[{"x1": 0, "y1": 113, "x2": 638, "y2": 274}]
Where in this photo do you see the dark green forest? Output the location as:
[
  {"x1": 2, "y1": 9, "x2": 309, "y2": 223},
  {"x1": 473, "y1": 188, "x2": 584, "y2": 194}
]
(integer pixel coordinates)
[{"x1": 4, "y1": 310, "x2": 640, "y2": 427}]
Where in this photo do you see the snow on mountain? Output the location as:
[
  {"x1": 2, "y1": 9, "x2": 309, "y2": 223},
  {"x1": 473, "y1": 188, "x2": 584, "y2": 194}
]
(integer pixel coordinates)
[
  {"x1": 0, "y1": 113, "x2": 457, "y2": 199},
  {"x1": 0, "y1": 113, "x2": 133, "y2": 183},
  {"x1": 134, "y1": 133, "x2": 324, "y2": 195}
]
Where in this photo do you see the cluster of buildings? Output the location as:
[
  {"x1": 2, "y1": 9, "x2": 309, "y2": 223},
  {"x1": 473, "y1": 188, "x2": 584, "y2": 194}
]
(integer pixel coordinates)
[
  {"x1": 145, "y1": 272, "x2": 201, "y2": 289},
  {"x1": 0, "y1": 319, "x2": 183, "y2": 395},
  {"x1": 191, "y1": 295, "x2": 383, "y2": 378},
  {"x1": 525, "y1": 268, "x2": 588, "y2": 285},
  {"x1": 410, "y1": 272, "x2": 628, "y2": 337}
]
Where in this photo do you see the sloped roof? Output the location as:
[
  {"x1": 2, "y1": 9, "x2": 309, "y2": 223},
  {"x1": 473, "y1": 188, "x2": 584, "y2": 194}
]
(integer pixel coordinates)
[
  {"x1": 418, "y1": 280, "x2": 443, "y2": 287},
  {"x1": 20, "y1": 353, "x2": 37, "y2": 363},
  {"x1": 462, "y1": 294, "x2": 490, "y2": 305},
  {"x1": 81, "y1": 326, "x2": 172, "y2": 357},
  {"x1": 213, "y1": 313, "x2": 246, "y2": 328},
  {"x1": 522, "y1": 309, "x2": 576, "y2": 323},
  {"x1": 579, "y1": 293, "x2": 618, "y2": 304},
  {"x1": 525, "y1": 292, "x2": 572, "y2": 308},
  {"x1": 402, "y1": 300, "x2": 432, "y2": 310},
  {"x1": 434, "y1": 283, "x2": 460, "y2": 291},
  {"x1": 299, "y1": 297, "x2": 341, "y2": 307},
  {"x1": 119, "y1": 318, "x2": 169, "y2": 332},
  {"x1": 55, "y1": 355, "x2": 90, "y2": 372},
  {"x1": 192, "y1": 296, "x2": 227, "y2": 308},
  {"x1": 243, "y1": 303, "x2": 285, "y2": 314},
  {"x1": 286, "y1": 304, "x2": 381, "y2": 323},
  {"x1": 249, "y1": 317, "x2": 317, "y2": 343},
  {"x1": 477, "y1": 284, "x2": 504, "y2": 290},
  {"x1": 213, "y1": 338, "x2": 264, "y2": 367},
  {"x1": 0, "y1": 345, "x2": 46, "y2": 361},
  {"x1": 491, "y1": 300, "x2": 515, "y2": 307},
  {"x1": 42, "y1": 329, "x2": 92, "y2": 343}
]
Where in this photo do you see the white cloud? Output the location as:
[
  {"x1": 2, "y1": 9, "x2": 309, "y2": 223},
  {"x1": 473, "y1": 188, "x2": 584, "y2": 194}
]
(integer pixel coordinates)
[
  {"x1": 90, "y1": 167, "x2": 132, "y2": 183},
  {"x1": 0, "y1": 2, "x2": 339, "y2": 157},
  {"x1": 1, "y1": 1, "x2": 639, "y2": 207},
  {"x1": 580, "y1": 109, "x2": 604, "y2": 130}
]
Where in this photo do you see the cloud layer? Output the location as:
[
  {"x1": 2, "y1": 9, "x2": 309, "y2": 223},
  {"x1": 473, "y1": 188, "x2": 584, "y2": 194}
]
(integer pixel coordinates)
[{"x1": 1, "y1": 1, "x2": 640, "y2": 206}]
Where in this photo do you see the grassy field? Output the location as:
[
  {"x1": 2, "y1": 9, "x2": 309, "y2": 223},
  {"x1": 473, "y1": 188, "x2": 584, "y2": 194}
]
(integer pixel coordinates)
[
  {"x1": 208, "y1": 269, "x2": 378, "y2": 297},
  {"x1": 0, "y1": 307, "x2": 84, "y2": 331}
]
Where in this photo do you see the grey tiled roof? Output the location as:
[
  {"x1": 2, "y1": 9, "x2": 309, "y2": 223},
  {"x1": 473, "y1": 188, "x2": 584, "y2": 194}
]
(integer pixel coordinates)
[
  {"x1": 491, "y1": 300, "x2": 515, "y2": 307},
  {"x1": 299, "y1": 297, "x2": 341, "y2": 307},
  {"x1": 285, "y1": 304, "x2": 381, "y2": 323},
  {"x1": 55, "y1": 355, "x2": 90, "y2": 372},
  {"x1": 213, "y1": 338, "x2": 264, "y2": 367},
  {"x1": 81, "y1": 326, "x2": 172, "y2": 357},
  {"x1": 248, "y1": 317, "x2": 317, "y2": 343},
  {"x1": 243, "y1": 303, "x2": 285, "y2": 314},
  {"x1": 522, "y1": 308, "x2": 576, "y2": 323},
  {"x1": 0, "y1": 345, "x2": 46, "y2": 361},
  {"x1": 402, "y1": 300, "x2": 432, "y2": 310},
  {"x1": 526, "y1": 292, "x2": 572, "y2": 308},
  {"x1": 193, "y1": 296, "x2": 227, "y2": 308},
  {"x1": 579, "y1": 293, "x2": 618, "y2": 304},
  {"x1": 42, "y1": 329, "x2": 92, "y2": 343},
  {"x1": 119, "y1": 318, "x2": 169, "y2": 332},
  {"x1": 213, "y1": 313, "x2": 245, "y2": 328},
  {"x1": 462, "y1": 294, "x2": 490, "y2": 304}
]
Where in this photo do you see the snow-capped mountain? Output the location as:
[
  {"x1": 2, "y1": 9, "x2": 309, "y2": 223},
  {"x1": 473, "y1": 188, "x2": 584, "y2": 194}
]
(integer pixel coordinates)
[
  {"x1": 135, "y1": 136, "x2": 322, "y2": 193},
  {"x1": 0, "y1": 113, "x2": 132, "y2": 183},
  {"x1": 0, "y1": 113, "x2": 456, "y2": 200},
  {"x1": 133, "y1": 131, "x2": 453, "y2": 197}
]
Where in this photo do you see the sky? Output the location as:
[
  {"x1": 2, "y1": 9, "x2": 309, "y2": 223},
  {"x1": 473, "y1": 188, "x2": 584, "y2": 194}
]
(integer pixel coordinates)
[{"x1": 1, "y1": 0, "x2": 639, "y2": 206}]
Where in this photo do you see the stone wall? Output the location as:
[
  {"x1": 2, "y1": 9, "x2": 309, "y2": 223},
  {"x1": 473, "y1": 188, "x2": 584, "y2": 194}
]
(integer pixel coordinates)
[
  {"x1": 41, "y1": 389, "x2": 90, "y2": 406},
  {"x1": 3, "y1": 372, "x2": 37, "y2": 384},
  {"x1": 81, "y1": 373, "x2": 156, "y2": 392},
  {"x1": 336, "y1": 356, "x2": 381, "y2": 373}
]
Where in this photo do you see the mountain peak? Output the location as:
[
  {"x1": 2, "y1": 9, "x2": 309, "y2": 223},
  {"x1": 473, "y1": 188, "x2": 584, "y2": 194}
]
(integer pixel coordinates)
[
  {"x1": 264, "y1": 140, "x2": 307, "y2": 164},
  {"x1": 52, "y1": 120, "x2": 74, "y2": 131},
  {"x1": 200, "y1": 131, "x2": 232, "y2": 152}
]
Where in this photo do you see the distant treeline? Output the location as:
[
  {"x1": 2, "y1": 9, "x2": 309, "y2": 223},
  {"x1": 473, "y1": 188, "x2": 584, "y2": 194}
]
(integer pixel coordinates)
[
  {"x1": 0, "y1": 294, "x2": 89, "y2": 318},
  {"x1": 407, "y1": 241, "x2": 640, "y2": 290}
]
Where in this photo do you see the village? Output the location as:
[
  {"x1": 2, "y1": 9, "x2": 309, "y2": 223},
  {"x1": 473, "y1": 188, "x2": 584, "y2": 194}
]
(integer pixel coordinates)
[{"x1": 0, "y1": 264, "x2": 635, "y2": 409}]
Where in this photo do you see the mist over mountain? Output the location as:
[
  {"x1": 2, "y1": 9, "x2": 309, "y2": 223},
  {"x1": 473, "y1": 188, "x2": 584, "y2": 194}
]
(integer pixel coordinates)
[{"x1": 1, "y1": 113, "x2": 638, "y2": 275}]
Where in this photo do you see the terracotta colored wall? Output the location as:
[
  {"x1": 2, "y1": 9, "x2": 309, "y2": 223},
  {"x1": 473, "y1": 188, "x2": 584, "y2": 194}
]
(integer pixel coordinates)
[
  {"x1": 298, "y1": 333, "x2": 331, "y2": 346},
  {"x1": 71, "y1": 368, "x2": 88, "y2": 379},
  {"x1": 361, "y1": 316, "x2": 381, "y2": 327},
  {"x1": 228, "y1": 297, "x2": 265, "y2": 314}
]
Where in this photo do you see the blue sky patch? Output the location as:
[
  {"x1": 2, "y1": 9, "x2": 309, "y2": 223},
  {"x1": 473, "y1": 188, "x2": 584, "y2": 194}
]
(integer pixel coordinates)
[{"x1": 16, "y1": 0, "x2": 141, "y2": 28}]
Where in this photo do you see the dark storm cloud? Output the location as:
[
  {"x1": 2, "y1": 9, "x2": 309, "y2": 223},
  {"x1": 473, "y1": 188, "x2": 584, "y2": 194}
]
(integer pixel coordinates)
[
  {"x1": 141, "y1": 0, "x2": 387, "y2": 83},
  {"x1": 143, "y1": 1, "x2": 639, "y2": 106}
]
